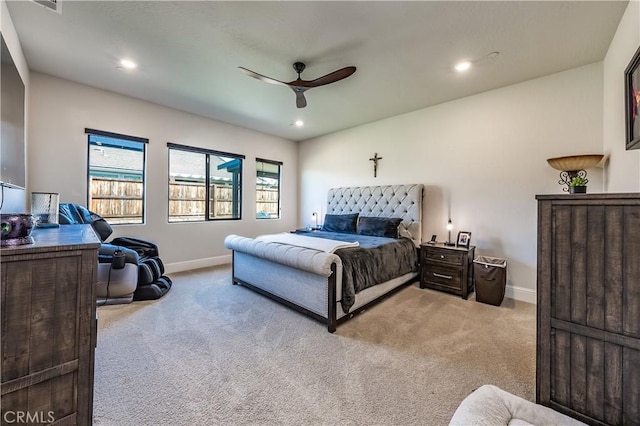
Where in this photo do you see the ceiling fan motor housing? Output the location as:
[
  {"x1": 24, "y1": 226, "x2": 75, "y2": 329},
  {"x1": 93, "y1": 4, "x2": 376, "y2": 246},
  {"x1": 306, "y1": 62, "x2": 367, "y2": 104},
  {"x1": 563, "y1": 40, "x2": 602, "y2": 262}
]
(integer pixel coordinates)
[{"x1": 293, "y1": 62, "x2": 306, "y2": 75}]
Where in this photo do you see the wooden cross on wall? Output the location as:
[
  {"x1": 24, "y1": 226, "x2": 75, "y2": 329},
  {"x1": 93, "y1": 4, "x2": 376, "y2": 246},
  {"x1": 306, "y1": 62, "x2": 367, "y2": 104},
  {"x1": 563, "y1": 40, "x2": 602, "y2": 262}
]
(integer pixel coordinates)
[{"x1": 369, "y1": 153, "x2": 383, "y2": 178}]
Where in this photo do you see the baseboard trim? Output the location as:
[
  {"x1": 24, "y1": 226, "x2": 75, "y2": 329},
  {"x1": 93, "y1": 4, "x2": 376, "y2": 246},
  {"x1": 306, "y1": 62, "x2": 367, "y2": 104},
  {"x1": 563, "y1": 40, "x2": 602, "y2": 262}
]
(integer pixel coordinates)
[
  {"x1": 505, "y1": 284, "x2": 536, "y2": 304},
  {"x1": 164, "y1": 255, "x2": 232, "y2": 274}
]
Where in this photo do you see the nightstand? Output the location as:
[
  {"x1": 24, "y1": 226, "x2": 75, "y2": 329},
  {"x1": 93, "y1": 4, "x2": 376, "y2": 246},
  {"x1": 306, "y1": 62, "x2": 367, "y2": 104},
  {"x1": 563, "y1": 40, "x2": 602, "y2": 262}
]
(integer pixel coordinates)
[{"x1": 420, "y1": 243, "x2": 475, "y2": 299}]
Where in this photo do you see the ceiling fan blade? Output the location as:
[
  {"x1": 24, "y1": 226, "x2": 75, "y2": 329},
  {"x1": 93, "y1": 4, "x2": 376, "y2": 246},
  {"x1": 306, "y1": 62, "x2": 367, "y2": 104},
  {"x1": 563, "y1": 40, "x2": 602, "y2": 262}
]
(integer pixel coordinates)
[
  {"x1": 240, "y1": 63, "x2": 354, "y2": 108},
  {"x1": 295, "y1": 91, "x2": 307, "y2": 108},
  {"x1": 238, "y1": 67, "x2": 287, "y2": 86},
  {"x1": 307, "y1": 66, "x2": 356, "y2": 87}
]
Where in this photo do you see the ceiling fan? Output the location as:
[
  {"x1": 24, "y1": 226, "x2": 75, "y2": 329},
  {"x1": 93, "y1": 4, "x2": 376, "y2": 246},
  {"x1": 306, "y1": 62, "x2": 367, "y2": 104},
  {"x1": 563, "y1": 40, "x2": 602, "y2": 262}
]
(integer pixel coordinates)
[{"x1": 239, "y1": 62, "x2": 356, "y2": 108}]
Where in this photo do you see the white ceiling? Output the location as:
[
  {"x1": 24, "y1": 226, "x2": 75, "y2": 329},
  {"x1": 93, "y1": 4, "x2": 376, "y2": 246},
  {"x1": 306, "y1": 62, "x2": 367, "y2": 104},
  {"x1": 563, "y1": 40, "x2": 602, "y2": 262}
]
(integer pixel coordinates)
[{"x1": 6, "y1": 0, "x2": 628, "y2": 141}]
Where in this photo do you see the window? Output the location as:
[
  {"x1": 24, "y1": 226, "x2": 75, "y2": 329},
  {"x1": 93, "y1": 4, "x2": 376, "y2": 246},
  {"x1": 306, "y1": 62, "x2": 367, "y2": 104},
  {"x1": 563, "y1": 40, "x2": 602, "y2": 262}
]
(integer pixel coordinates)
[
  {"x1": 168, "y1": 143, "x2": 244, "y2": 222},
  {"x1": 256, "y1": 158, "x2": 281, "y2": 219},
  {"x1": 86, "y1": 128, "x2": 147, "y2": 225}
]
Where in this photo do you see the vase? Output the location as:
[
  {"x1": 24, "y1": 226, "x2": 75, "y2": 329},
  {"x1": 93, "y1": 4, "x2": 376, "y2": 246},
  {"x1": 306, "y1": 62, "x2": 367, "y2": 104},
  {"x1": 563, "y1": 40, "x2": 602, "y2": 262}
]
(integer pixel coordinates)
[
  {"x1": 1, "y1": 214, "x2": 36, "y2": 246},
  {"x1": 569, "y1": 186, "x2": 587, "y2": 194}
]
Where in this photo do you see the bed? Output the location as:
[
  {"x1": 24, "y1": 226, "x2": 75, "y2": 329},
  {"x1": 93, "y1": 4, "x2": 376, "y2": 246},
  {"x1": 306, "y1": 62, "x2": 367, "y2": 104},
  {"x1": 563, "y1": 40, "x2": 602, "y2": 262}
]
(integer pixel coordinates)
[{"x1": 224, "y1": 184, "x2": 423, "y2": 332}]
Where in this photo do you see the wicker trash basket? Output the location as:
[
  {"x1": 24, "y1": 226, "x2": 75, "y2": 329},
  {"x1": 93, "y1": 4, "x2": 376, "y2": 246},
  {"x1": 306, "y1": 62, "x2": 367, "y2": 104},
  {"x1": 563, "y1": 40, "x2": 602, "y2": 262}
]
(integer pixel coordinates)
[{"x1": 473, "y1": 256, "x2": 507, "y2": 306}]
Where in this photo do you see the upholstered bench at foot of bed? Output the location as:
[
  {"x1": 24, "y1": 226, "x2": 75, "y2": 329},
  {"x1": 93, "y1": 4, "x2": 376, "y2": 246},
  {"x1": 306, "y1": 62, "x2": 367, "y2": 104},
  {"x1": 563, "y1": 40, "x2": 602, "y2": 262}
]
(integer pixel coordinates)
[
  {"x1": 449, "y1": 385, "x2": 586, "y2": 426},
  {"x1": 224, "y1": 234, "x2": 341, "y2": 276},
  {"x1": 224, "y1": 235, "x2": 344, "y2": 329}
]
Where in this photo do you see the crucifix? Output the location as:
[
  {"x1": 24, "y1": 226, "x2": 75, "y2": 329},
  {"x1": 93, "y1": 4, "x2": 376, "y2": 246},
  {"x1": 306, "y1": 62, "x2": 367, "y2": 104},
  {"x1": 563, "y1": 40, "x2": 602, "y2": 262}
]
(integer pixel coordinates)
[{"x1": 369, "y1": 152, "x2": 383, "y2": 178}]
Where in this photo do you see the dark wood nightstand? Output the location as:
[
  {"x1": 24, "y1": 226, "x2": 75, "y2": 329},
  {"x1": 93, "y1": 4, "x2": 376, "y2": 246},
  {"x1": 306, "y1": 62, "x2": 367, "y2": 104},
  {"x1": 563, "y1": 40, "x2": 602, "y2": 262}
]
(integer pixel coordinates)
[{"x1": 420, "y1": 242, "x2": 475, "y2": 299}]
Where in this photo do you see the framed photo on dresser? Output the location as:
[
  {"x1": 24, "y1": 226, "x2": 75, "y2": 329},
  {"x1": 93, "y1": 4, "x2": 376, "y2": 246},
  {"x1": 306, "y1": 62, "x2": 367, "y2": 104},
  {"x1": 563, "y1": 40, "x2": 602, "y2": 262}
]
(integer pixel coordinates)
[{"x1": 456, "y1": 231, "x2": 471, "y2": 248}]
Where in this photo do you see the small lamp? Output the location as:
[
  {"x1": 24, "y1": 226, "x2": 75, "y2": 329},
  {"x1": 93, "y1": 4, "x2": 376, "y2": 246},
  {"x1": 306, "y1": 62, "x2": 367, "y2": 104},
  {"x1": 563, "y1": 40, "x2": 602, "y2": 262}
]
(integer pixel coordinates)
[
  {"x1": 445, "y1": 218, "x2": 455, "y2": 246},
  {"x1": 312, "y1": 212, "x2": 319, "y2": 230}
]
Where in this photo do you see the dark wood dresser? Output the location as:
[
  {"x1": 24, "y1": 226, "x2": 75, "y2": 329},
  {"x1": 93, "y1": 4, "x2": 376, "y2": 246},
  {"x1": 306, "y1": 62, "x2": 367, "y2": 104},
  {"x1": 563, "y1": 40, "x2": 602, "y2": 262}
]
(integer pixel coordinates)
[
  {"x1": 536, "y1": 193, "x2": 640, "y2": 425},
  {"x1": 1, "y1": 225, "x2": 100, "y2": 425},
  {"x1": 420, "y1": 243, "x2": 475, "y2": 299}
]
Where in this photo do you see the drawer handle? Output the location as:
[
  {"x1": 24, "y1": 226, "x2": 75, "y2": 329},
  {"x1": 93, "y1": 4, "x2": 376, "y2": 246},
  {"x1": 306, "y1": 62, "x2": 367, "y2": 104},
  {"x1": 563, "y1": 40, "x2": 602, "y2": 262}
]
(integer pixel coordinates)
[
  {"x1": 433, "y1": 272, "x2": 452, "y2": 280},
  {"x1": 440, "y1": 255, "x2": 445, "y2": 259}
]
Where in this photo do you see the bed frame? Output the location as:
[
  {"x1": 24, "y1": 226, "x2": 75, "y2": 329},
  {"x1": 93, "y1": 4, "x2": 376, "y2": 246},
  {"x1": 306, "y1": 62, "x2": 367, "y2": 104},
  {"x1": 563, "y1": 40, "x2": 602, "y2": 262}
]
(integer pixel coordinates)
[{"x1": 224, "y1": 184, "x2": 424, "y2": 332}]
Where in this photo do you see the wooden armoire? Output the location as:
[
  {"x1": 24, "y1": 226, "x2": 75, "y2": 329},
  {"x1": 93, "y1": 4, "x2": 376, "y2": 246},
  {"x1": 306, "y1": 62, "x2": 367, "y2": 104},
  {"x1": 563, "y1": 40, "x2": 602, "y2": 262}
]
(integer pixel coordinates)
[{"x1": 536, "y1": 193, "x2": 640, "y2": 425}]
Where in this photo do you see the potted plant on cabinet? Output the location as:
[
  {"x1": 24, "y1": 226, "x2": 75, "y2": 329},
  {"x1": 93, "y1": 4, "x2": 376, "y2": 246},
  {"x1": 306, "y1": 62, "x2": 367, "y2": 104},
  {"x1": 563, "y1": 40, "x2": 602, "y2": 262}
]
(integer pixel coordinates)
[{"x1": 569, "y1": 176, "x2": 588, "y2": 194}]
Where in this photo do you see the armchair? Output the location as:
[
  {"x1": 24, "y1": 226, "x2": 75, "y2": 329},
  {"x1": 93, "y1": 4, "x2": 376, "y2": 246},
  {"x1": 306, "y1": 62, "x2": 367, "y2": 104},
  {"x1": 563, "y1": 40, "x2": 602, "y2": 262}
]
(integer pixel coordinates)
[
  {"x1": 59, "y1": 204, "x2": 172, "y2": 305},
  {"x1": 97, "y1": 243, "x2": 139, "y2": 304}
]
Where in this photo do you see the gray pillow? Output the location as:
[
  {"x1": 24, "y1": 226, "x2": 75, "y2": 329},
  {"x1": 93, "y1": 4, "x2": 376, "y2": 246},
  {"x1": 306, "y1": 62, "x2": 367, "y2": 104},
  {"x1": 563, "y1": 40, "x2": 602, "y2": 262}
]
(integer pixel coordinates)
[
  {"x1": 357, "y1": 216, "x2": 403, "y2": 238},
  {"x1": 322, "y1": 213, "x2": 359, "y2": 234}
]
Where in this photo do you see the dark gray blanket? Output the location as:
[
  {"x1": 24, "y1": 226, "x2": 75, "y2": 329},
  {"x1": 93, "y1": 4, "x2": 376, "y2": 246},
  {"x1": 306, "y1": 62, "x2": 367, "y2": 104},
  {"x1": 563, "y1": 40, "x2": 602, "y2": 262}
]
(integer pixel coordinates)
[{"x1": 301, "y1": 230, "x2": 418, "y2": 313}]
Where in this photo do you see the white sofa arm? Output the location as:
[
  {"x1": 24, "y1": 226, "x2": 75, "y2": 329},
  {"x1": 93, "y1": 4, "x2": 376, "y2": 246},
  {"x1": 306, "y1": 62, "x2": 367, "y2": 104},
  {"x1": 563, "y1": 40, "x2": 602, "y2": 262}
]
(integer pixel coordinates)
[
  {"x1": 449, "y1": 385, "x2": 586, "y2": 426},
  {"x1": 224, "y1": 234, "x2": 341, "y2": 277}
]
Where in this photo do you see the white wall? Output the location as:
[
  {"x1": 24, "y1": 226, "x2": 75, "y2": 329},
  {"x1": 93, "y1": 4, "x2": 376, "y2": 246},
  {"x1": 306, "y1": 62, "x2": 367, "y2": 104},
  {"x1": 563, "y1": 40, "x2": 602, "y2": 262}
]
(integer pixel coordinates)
[
  {"x1": 604, "y1": 0, "x2": 640, "y2": 191},
  {"x1": 299, "y1": 63, "x2": 606, "y2": 303},
  {"x1": 28, "y1": 73, "x2": 298, "y2": 272},
  {"x1": 1, "y1": 1, "x2": 29, "y2": 213}
]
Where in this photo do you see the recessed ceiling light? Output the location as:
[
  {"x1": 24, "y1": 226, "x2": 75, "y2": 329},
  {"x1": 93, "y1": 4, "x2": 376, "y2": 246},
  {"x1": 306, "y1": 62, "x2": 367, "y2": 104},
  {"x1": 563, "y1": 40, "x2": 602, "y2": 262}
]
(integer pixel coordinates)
[
  {"x1": 454, "y1": 61, "x2": 471, "y2": 72},
  {"x1": 119, "y1": 59, "x2": 137, "y2": 70},
  {"x1": 294, "y1": 120, "x2": 304, "y2": 127}
]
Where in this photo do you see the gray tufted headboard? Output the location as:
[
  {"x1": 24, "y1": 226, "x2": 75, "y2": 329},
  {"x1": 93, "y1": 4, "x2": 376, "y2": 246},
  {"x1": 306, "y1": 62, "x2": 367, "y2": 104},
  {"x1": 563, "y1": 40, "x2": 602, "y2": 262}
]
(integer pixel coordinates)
[{"x1": 326, "y1": 184, "x2": 424, "y2": 246}]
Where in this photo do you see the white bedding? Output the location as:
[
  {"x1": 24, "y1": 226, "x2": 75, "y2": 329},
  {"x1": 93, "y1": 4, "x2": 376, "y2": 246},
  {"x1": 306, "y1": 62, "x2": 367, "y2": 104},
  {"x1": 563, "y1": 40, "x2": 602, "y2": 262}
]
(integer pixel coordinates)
[{"x1": 256, "y1": 232, "x2": 359, "y2": 253}]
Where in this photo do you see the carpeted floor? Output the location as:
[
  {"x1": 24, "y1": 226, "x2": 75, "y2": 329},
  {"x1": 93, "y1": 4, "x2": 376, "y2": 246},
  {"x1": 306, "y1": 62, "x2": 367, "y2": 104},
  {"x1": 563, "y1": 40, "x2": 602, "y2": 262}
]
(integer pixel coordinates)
[{"x1": 94, "y1": 265, "x2": 536, "y2": 425}]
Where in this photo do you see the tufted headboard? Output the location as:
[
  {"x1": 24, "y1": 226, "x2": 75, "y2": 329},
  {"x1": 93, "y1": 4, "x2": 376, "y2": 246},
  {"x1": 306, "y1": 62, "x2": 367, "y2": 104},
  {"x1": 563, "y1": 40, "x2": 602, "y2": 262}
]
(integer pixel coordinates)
[{"x1": 326, "y1": 184, "x2": 424, "y2": 246}]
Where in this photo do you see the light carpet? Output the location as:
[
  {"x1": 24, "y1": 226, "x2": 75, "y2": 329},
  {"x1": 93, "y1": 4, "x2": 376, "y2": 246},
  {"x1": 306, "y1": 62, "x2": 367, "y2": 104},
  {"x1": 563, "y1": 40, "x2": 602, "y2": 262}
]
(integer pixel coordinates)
[{"x1": 94, "y1": 265, "x2": 536, "y2": 425}]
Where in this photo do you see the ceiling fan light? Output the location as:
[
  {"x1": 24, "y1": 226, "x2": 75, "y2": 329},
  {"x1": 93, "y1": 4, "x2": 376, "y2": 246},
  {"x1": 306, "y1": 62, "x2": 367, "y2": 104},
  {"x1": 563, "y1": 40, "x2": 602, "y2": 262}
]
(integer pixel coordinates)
[
  {"x1": 119, "y1": 59, "x2": 137, "y2": 70},
  {"x1": 295, "y1": 120, "x2": 304, "y2": 127},
  {"x1": 454, "y1": 61, "x2": 471, "y2": 72}
]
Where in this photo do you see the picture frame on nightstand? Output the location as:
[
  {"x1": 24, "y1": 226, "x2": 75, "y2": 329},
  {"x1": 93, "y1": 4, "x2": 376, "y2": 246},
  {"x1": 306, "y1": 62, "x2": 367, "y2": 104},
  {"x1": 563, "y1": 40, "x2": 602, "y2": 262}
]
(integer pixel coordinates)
[{"x1": 456, "y1": 231, "x2": 471, "y2": 248}]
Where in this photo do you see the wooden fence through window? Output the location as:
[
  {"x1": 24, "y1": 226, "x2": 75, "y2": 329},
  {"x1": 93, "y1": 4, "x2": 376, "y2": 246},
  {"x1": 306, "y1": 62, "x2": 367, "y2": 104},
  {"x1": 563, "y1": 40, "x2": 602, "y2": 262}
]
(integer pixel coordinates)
[{"x1": 90, "y1": 177, "x2": 278, "y2": 222}]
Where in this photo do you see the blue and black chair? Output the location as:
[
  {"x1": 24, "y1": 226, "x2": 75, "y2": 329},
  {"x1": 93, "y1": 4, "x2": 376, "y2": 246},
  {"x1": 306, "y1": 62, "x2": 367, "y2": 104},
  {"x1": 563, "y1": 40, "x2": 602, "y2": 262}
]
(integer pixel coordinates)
[{"x1": 58, "y1": 203, "x2": 172, "y2": 305}]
